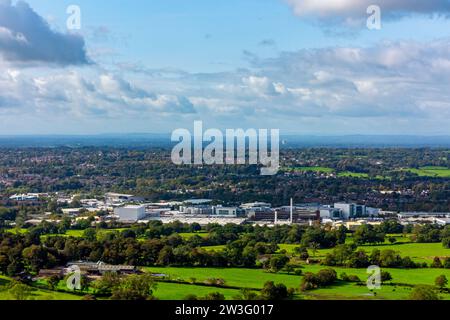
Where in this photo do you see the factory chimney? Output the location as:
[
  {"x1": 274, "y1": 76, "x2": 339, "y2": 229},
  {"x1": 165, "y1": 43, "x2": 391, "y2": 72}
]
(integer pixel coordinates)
[{"x1": 290, "y1": 198, "x2": 293, "y2": 224}]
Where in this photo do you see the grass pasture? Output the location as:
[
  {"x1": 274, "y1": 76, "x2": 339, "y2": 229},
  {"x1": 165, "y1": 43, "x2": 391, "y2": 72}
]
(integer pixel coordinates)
[
  {"x1": 144, "y1": 266, "x2": 450, "y2": 300},
  {"x1": 154, "y1": 282, "x2": 242, "y2": 300},
  {"x1": 337, "y1": 172, "x2": 369, "y2": 179},
  {"x1": 279, "y1": 242, "x2": 449, "y2": 264},
  {"x1": 201, "y1": 245, "x2": 227, "y2": 252},
  {"x1": 145, "y1": 267, "x2": 303, "y2": 289},
  {"x1": 0, "y1": 276, "x2": 81, "y2": 300},
  {"x1": 178, "y1": 232, "x2": 209, "y2": 239},
  {"x1": 405, "y1": 166, "x2": 450, "y2": 178}
]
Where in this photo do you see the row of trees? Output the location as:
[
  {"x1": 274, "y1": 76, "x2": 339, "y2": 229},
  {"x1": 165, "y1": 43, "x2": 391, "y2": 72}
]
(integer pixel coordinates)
[{"x1": 322, "y1": 244, "x2": 429, "y2": 269}]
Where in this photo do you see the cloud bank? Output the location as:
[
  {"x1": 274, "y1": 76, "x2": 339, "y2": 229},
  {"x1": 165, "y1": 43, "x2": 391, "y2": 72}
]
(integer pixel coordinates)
[
  {"x1": 0, "y1": 0, "x2": 89, "y2": 65},
  {"x1": 285, "y1": 0, "x2": 450, "y2": 25},
  {"x1": 2, "y1": 38, "x2": 450, "y2": 134},
  {"x1": 0, "y1": 1, "x2": 449, "y2": 134}
]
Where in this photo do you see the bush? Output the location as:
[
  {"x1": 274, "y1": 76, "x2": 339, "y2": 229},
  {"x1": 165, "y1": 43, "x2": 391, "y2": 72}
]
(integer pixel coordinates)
[
  {"x1": 442, "y1": 237, "x2": 450, "y2": 249},
  {"x1": 444, "y1": 257, "x2": 450, "y2": 269},
  {"x1": 8, "y1": 282, "x2": 33, "y2": 300},
  {"x1": 300, "y1": 269, "x2": 337, "y2": 291},
  {"x1": 340, "y1": 272, "x2": 360, "y2": 282},
  {"x1": 294, "y1": 269, "x2": 303, "y2": 276},
  {"x1": 201, "y1": 292, "x2": 225, "y2": 300},
  {"x1": 431, "y1": 257, "x2": 443, "y2": 268},
  {"x1": 204, "y1": 278, "x2": 226, "y2": 286},
  {"x1": 435, "y1": 275, "x2": 448, "y2": 290},
  {"x1": 380, "y1": 271, "x2": 393, "y2": 283},
  {"x1": 401, "y1": 256, "x2": 418, "y2": 268},
  {"x1": 409, "y1": 286, "x2": 439, "y2": 300},
  {"x1": 294, "y1": 247, "x2": 309, "y2": 260},
  {"x1": 261, "y1": 281, "x2": 289, "y2": 300},
  {"x1": 316, "y1": 268, "x2": 337, "y2": 286}
]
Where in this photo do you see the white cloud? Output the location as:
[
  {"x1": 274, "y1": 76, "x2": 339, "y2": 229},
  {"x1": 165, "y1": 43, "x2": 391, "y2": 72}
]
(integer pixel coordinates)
[
  {"x1": 0, "y1": 1, "x2": 89, "y2": 65},
  {"x1": 285, "y1": 0, "x2": 450, "y2": 25},
  {"x1": 1, "y1": 32, "x2": 450, "y2": 134}
]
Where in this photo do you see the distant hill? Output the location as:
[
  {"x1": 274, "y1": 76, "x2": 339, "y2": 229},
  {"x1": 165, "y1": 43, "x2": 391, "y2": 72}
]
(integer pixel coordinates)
[
  {"x1": 0, "y1": 134, "x2": 449, "y2": 148},
  {"x1": 281, "y1": 135, "x2": 450, "y2": 148}
]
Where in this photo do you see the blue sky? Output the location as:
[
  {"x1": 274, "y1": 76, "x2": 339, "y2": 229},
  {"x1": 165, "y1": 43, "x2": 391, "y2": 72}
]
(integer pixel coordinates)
[
  {"x1": 25, "y1": 0, "x2": 450, "y2": 71},
  {"x1": 1, "y1": 0, "x2": 450, "y2": 134}
]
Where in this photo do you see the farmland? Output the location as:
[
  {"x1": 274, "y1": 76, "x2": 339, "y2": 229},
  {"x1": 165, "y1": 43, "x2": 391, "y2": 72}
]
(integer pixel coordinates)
[
  {"x1": 337, "y1": 172, "x2": 369, "y2": 178},
  {"x1": 2, "y1": 264, "x2": 449, "y2": 300},
  {"x1": 144, "y1": 266, "x2": 450, "y2": 300},
  {"x1": 0, "y1": 275, "x2": 81, "y2": 300},
  {"x1": 279, "y1": 242, "x2": 450, "y2": 264},
  {"x1": 202, "y1": 234, "x2": 450, "y2": 264},
  {"x1": 404, "y1": 166, "x2": 450, "y2": 178}
]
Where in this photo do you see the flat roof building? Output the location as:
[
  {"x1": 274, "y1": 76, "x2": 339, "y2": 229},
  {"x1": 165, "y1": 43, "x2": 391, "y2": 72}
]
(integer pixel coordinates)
[{"x1": 114, "y1": 205, "x2": 146, "y2": 222}]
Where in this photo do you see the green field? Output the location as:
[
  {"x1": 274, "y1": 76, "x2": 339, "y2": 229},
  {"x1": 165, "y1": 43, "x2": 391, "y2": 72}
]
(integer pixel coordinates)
[
  {"x1": 202, "y1": 245, "x2": 227, "y2": 251},
  {"x1": 146, "y1": 267, "x2": 303, "y2": 289},
  {"x1": 38, "y1": 228, "x2": 131, "y2": 241},
  {"x1": 203, "y1": 234, "x2": 446, "y2": 263},
  {"x1": 279, "y1": 242, "x2": 449, "y2": 263},
  {"x1": 178, "y1": 232, "x2": 209, "y2": 239},
  {"x1": 144, "y1": 266, "x2": 450, "y2": 300},
  {"x1": 154, "y1": 282, "x2": 242, "y2": 300},
  {"x1": 5, "y1": 228, "x2": 28, "y2": 235},
  {"x1": 3, "y1": 265, "x2": 450, "y2": 300},
  {"x1": 304, "y1": 282, "x2": 416, "y2": 300},
  {"x1": 290, "y1": 167, "x2": 334, "y2": 173},
  {"x1": 0, "y1": 276, "x2": 81, "y2": 300},
  {"x1": 7, "y1": 228, "x2": 129, "y2": 240},
  {"x1": 405, "y1": 166, "x2": 450, "y2": 178},
  {"x1": 337, "y1": 172, "x2": 369, "y2": 178},
  {"x1": 282, "y1": 167, "x2": 376, "y2": 179}
]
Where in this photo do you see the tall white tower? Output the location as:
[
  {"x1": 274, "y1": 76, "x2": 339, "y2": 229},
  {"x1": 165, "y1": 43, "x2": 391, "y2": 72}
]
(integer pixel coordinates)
[{"x1": 290, "y1": 198, "x2": 293, "y2": 224}]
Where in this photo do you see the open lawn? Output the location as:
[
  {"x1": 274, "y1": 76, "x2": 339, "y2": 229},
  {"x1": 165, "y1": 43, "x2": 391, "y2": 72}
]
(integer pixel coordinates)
[
  {"x1": 154, "y1": 282, "x2": 242, "y2": 300},
  {"x1": 201, "y1": 245, "x2": 227, "y2": 251},
  {"x1": 303, "y1": 265, "x2": 450, "y2": 286},
  {"x1": 279, "y1": 235, "x2": 449, "y2": 264},
  {"x1": 145, "y1": 266, "x2": 450, "y2": 289},
  {"x1": 5, "y1": 228, "x2": 28, "y2": 235},
  {"x1": 302, "y1": 282, "x2": 448, "y2": 300},
  {"x1": 144, "y1": 266, "x2": 450, "y2": 300},
  {"x1": 3, "y1": 266, "x2": 449, "y2": 300},
  {"x1": 282, "y1": 166, "x2": 334, "y2": 173},
  {"x1": 404, "y1": 166, "x2": 450, "y2": 178},
  {"x1": 0, "y1": 276, "x2": 81, "y2": 300},
  {"x1": 337, "y1": 172, "x2": 369, "y2": 179},
  {"x1": 145, "y1": 267, "x2": 303, "y2": 289},
  {"x1": 40, "y1": 228, "x2": 131, "y2": 241},
  {"x1": 178, "y1": 232, "x2": 209, "y2": 239}
]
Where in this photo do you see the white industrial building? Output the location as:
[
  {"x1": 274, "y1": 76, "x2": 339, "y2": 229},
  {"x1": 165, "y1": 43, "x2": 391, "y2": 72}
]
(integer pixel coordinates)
[
  {"x1": 212, "y1": 206, "x2": 242, "y2": 217},
  {"x1": 105, "y1": 193, "x2": 143, "y2": 206},
  {"x1": 179, "y1": 205, "x2": 213, "y2": 215},
  {"x1": 241, "y1": 202, "x2": 271, "y2": 210},
  {"x1": 334, "y1": 203, "x2": 366, "y2": 219},
  {"x1": 320, "y1": 207, "x2": 343, "y2": 219},
  {"x1": 333, "y1": 203, "x2": 380, "y2": 219},
  {"x1": 114, "y1": 205, "x2": 147, "y2": 222}
]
